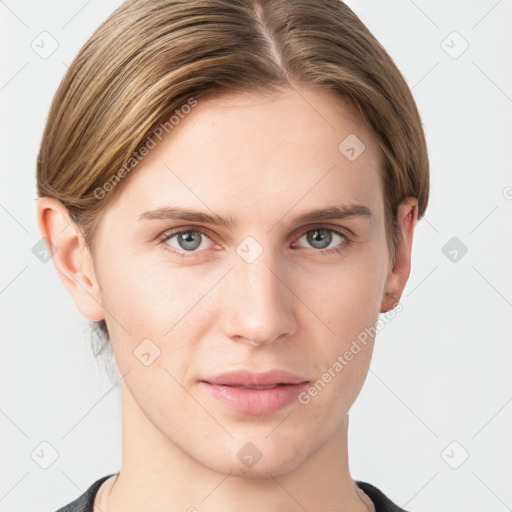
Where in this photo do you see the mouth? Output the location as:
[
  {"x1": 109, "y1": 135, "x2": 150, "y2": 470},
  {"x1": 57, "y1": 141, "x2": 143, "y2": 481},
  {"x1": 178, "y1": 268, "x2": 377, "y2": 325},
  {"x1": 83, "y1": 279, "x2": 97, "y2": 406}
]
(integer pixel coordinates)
[
  {"x1": 201, "y1": 369, "x2": 309, "y2": 387},
  {"x1": 216, "y1": 383, "x2": 291, "y2": 390},
  {"x1": 199, "y1": 370, "x2": 310, "y2": 415}
]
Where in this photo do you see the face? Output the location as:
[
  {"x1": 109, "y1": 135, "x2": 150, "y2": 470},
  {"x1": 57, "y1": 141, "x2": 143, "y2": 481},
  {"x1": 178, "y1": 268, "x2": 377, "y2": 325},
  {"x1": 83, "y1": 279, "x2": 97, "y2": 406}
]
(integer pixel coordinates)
[{"x1": 86, "y1": 86, "x2": 394, "y2": 476}]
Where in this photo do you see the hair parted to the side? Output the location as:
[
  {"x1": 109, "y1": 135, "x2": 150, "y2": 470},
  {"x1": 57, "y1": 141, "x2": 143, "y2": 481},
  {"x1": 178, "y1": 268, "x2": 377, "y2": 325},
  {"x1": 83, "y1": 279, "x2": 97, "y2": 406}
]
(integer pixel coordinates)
[{"x1": 36, "y1": 0, "x2": 429, "y2": 364}]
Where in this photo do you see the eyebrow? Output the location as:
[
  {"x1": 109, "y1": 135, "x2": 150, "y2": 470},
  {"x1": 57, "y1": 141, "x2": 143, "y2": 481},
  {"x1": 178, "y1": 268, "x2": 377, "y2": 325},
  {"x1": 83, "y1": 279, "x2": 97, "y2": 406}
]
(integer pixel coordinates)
[{"x1": 137, "y1": 204, "x2": 373, "y2": 229}]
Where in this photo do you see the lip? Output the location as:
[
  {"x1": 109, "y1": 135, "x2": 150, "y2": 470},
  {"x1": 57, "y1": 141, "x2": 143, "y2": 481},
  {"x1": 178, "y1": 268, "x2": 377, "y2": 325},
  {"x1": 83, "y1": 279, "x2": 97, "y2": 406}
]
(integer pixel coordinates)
[
  {"x1": 202, "y1": 370, "x2": 308, "y2": 386},
  {"x1": 199, "y1": 370, "x2": 310, "y2": 415}
]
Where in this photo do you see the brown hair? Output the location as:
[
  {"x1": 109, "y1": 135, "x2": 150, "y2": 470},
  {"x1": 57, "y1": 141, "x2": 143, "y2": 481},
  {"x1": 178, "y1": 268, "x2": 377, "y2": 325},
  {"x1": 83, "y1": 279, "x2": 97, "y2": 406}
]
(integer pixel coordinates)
[{"x1": 36, "y1": 0, "x2": 429, "y2": 358}]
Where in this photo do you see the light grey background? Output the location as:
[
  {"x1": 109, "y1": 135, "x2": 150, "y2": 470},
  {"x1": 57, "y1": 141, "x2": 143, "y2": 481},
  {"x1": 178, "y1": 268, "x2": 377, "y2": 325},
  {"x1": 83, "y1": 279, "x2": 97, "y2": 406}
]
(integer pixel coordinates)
[{"x1": 1, "y1": 1, "x2": 511, "y2": 511}]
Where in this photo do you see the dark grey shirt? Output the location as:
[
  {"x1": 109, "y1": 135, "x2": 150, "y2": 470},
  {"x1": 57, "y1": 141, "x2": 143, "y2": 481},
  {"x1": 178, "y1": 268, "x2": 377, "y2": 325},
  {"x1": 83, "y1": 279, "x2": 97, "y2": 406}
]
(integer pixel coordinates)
[{"x1": 55, "y1": 474, "x2": 409, "y2": 511}]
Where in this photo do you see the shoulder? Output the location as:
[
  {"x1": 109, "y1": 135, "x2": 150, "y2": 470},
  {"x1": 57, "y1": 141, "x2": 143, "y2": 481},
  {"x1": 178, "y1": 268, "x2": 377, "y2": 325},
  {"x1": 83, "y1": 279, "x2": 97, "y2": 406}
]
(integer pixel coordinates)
[
  {"x1": 356, "y1": 480, "x2": 410, "y2": 512},
  {"x1": 54, "y1": 474, "x2": 115, "y2": 512}
]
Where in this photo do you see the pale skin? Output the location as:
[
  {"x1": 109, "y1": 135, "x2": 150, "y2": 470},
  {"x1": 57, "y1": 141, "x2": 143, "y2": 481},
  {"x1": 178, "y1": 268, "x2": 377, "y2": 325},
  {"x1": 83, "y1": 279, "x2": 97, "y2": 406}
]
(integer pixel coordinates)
[{"x1": 37, "y1": 85, "x2": 418, "y2": 512}]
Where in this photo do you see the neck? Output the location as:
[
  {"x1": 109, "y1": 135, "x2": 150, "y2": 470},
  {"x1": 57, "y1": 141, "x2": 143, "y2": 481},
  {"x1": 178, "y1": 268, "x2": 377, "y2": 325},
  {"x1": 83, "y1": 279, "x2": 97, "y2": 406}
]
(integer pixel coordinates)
[{"x1": 107, "y1": 383, "x2": 370, "y2": 512}]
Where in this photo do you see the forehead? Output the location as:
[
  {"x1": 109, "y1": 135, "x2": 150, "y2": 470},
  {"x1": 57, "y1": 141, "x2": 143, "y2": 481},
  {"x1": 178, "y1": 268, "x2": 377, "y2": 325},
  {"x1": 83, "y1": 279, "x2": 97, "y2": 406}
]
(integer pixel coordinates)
[{"x1": 102, "y1": 86, "x2": 383, "y2": 228}]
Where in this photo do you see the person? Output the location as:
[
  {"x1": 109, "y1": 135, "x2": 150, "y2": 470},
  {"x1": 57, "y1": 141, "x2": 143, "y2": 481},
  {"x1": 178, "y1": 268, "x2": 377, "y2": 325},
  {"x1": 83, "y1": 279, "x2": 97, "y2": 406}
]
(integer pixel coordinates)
[{"x1": 36, "y1": 0, "x2": 429, "y2": 510}]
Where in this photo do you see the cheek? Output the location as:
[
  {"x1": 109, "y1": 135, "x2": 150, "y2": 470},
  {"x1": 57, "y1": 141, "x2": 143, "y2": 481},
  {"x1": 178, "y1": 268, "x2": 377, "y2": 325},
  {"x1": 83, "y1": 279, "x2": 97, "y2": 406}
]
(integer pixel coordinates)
[
  {"x1": 97, "y1": 253, "x2": 229, "y2": 385},
  {"x1": 100, "y1": 239, "x2": 386, "y2": 375},
  {"x1": 294, "y1": 267, "x2": 380, "y2": 420},
  {"x1": 291, "y1": 252, "x2": 385, "y2": 397},
  {"x1": 294, "y1": 255, "x2": 386, "y2": 339},
  {"x1": 99, "y1": 252, "x2": 209, "y2": 333}
]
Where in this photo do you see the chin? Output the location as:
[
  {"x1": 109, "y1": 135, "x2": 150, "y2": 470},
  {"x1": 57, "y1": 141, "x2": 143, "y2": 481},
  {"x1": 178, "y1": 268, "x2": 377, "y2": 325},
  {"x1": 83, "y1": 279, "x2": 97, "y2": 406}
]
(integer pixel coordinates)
[{"x1": 197, "y1": 439, "x2": 308, "y2": 479}]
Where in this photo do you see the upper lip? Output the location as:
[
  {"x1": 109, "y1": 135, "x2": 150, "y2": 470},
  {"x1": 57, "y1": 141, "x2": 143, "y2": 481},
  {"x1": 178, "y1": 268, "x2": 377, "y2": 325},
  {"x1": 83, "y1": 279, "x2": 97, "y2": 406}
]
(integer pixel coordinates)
[{"x1": 201, "y1": 370, "x2": 309, "y2": 386}]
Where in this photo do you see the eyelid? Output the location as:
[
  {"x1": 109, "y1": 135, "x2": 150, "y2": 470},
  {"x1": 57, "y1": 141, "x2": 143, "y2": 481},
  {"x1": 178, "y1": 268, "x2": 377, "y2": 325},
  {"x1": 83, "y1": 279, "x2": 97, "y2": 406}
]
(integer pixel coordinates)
[
  {"x1": 156, "y1": 223, "x2": 354, "y2": 256},
  {"x1": 156, "y1": 226, "x2": 220, "y2": 255},
  {"x1": 157, "y1": 223, "x2": 354, "y2": 241},
  {"x1": 157, "y1": 225, "x2": 218, "y2": 243},
  {"x1": 290, "y1": 225, "x2": 353, "y2": 252},
  {"x1": 292, "y1": 223, "x2": 355, "y2": 240}
]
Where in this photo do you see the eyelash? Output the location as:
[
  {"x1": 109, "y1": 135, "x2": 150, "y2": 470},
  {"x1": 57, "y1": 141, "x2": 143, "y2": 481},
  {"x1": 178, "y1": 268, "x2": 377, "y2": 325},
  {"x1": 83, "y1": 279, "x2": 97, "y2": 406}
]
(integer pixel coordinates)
[{"x1": 156, "y1": 225, "x2": 353, "y2": 259}]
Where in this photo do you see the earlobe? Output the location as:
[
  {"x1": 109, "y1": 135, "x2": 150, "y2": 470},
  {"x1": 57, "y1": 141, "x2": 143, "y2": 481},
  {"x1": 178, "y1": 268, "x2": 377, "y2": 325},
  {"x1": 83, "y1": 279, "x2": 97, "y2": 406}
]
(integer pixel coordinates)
[
  {"x1": 380, "y1": 197, "x2": 418, "y2": 313},
  {"x1": 35, "y1": 197, "x2": 106, "y2": 322}
]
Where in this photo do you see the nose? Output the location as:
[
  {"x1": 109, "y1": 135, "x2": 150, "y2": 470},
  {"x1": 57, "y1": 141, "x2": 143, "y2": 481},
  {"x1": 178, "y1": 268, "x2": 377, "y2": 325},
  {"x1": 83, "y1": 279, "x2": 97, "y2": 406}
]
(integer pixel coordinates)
[{"x1": 221, "y1": 251, "x2": 298, "y2": 347}]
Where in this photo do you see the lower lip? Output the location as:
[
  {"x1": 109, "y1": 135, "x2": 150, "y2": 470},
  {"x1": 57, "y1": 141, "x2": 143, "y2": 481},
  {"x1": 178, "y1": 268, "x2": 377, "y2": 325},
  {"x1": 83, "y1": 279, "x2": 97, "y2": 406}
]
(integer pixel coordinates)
[{"x1": 200, "y1": 382, "x2": 309, "y2": 415}]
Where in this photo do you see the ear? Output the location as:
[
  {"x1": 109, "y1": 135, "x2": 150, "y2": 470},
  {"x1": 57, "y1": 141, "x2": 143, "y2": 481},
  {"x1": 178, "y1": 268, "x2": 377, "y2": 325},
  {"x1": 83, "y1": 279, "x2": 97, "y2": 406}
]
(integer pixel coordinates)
[
  {"x1": 380, "y1": 197, "x2": 418, "y2": 313},
  {"x1": 35, "y1": 196, "x2": 105, "y2": 322}
]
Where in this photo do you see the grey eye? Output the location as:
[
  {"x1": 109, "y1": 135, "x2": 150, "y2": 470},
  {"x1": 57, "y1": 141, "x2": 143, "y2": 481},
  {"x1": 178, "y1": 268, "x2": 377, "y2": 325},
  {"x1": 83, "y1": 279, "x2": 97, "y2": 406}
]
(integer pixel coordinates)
[
  {"x1": 300, "y1": 228, "x2": 344, "y2": 250},
  {"x1": 165, "y1": 230, "x2": 207, "y2": 251}
]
